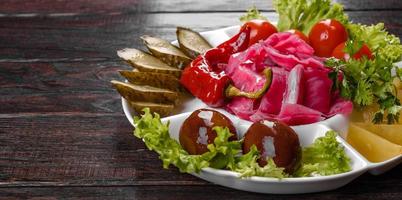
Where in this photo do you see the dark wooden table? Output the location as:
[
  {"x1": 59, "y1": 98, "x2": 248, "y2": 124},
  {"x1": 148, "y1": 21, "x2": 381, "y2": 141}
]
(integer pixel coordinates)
[{"x1": 0, "y1": 0, "x2": 401, "y2": 199}]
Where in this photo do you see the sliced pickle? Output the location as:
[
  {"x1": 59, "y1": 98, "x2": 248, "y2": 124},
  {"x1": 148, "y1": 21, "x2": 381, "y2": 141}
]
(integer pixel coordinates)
[
  {"x1": 176, "y1": 27, "x2": 212, "y2": 58},
  {"x1": 129, "y1": 101, "x2": 174, "y2": 117},
  {"x1": 117, "y1": 48, "x2": 181, "y2": 77},
  {"x1": 353, "y1": 123, "x2": 402, "y2": 145},
  {"x1": 119, "y1": 70, "x2": 182, "y2": 92},
  {"x1": 111, "y1": 80, "x2": 178, "y2": 104},
  {"x1": 141, "y1": 35, "x2": 191, "y2": 69},
  {"x1": 347, "y1": 124, "x2": 402, "y2": 162}
]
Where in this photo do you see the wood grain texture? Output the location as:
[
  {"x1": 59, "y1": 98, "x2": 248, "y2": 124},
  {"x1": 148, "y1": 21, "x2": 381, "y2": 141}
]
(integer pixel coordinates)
[
  {"x1": 0, "y1": 92, "x2": 120, "y2": 114},
  {"x1": 0, "y1": 0, "x2": 401, "y2": 14},
  {"x1": 0, "y1": 114, "x2": 203, "y2": 186},
  {"x1": 0, "y1": 11, "x2": 401, "y2": 62},
  {"x1": 0, "y1": 0, "x2": 141, "y2": 15},
  {"x1": 0, "y1": 0, "x2": 401, "y2": 199},
  {"x1": 1, "y1": 170, "x2": 402, "y2": 200},
  {"x1": 143, "y1": 0, "x2": 402, "y2": 12},
  {"x1": 0, "y1": 61, "x2": 127, "y2": 113},
  {"x1": 0, "y1": 62, "x2": 126, "y2": 94}
]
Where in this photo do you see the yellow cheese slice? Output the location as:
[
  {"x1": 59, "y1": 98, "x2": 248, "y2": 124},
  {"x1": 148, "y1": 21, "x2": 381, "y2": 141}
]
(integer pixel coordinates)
[
  {"x1": 347, "y1": 124, "x2": 402, "y2": 163},
  {"x1": 350, "y1": 105, "x2": 379, "y2": 123},
  {"x1": 353, "y1": 123, "x2": 402, "y2": 145}
]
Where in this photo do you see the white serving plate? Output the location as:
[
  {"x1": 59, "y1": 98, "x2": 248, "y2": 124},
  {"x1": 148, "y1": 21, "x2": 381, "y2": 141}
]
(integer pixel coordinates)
[{"x1": 121, "y1": 26, "x2": 402, "y2": 194}]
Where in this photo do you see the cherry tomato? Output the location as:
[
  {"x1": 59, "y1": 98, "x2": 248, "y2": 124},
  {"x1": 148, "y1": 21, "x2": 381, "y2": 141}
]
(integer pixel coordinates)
[
  {"x1": 243, "y1": 19, "x2": 278, "y2": 46},
  {"x1": 331, "y1": 42, "x2": 374, "y2": 61},
  {"x1": 243, "y1": 120, "x2": 301, "y2": 174},
  {"x1": 179, "y1": 109, "x2": 237, "y2": 155},
  {"x1": 309, "y1": 19, "x2": 348, "y2": 57},
  {"x1": 286, "y1": 29, "x2": 309, "y2": 44}
]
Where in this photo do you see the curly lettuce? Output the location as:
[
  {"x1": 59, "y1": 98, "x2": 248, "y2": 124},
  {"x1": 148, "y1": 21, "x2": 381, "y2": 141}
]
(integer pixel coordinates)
[
  {"x1": 134, "y1": 108, "x2": 241, "y2": 173},
  {"x1": 346, "y1": 23, "x2": 402, "y2": 63},
  {"x1": 295, "y1": 131, "x2": 351, "y2": 177},
  {"x1": 230, "y1": 145, "x2": 287, "y2": 178},
  {"x1": 239, "y1": 6, "x2": 267, "y2": 22},
  {"x1": 133, "y1": 108, "x2": 286, "y2": 178},
  {"x1": 273, "y1": 0, "x2": 348, "y2": 35}
]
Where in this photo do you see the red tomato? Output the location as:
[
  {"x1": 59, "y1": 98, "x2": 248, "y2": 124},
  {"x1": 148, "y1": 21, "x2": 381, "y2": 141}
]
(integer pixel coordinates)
[
  {"x1": 331, "y1": 42, "x2": 374, "y2": 61},
  {"x1": 309, "y1": 19, "x2": 348, "y2": 57},
  {"x1": 286, "y1": 29, "x2": 309, "y2": 44},
  {"x1": 243, "y1": 19, "x2": 278, "y2": 46},
  {"x1": 331, "y1": 42, "x2": 349, "y2": 60}
]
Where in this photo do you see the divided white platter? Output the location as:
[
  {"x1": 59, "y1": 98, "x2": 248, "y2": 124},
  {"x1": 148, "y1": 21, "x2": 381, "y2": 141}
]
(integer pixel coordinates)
[{"x1": 121, "y1": 25, "x2": 402, "y2": 194}]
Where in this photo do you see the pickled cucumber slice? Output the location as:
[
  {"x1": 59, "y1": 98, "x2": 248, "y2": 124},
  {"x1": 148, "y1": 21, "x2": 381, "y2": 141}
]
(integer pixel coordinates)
[
  {"x1": 347, "y1": 124, "x2": 402, "y2": 163},
  {"x1": 129, "y1": 101, "x2": 174, "y2": 117},
  {"x1": 176, "y1": 27, "x2": 212, "y2": 58},
  {"x1": 119, "y1": 70, "x2": 182, "y2": 92},
  {"x1": 141, "y1": 35, "x2": 191, "y2": 69},
  {"x1": 111, "y1": 80, "x2": 178, "y2": 104},
  {"x1": 117, "y1": 48, "x2": 181, "y2": 77}
]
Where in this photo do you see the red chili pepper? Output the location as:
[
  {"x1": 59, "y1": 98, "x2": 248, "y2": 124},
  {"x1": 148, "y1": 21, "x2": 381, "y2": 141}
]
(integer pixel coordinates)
[{"x1": 180, "y1": 25, "x2": 251, "y2": 107}]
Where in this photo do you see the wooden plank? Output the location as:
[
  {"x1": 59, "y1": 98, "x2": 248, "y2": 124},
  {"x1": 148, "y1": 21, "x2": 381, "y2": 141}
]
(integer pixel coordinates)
[
  {"x1": 0, "y1": 11, "x2": 401, "y2": 62},
  {"x1": 0, "y1": 92, "x2": 121, "y2": 114},
  {"x1": 144, "y1": 0, "x2": 402, "y2": 12},
  {"x1": 0, "y1": 13, "x2": 149, "y2": 61},
  {"x1": 1, "y1": 170, "x2": 402, "y2": 200},
  {"x1": 0, "y1": 114, "x2": 204, "y2": 186},
  {"x1": 0, "y1": 0, "x2": 141, "y2": 15},
  {"x1": 0, "y1": 61, "x2": 127, "y2": 95},
  {"x1": 0, "y1": 0, "x2": 401, "y2": 14},
  {"x1": 0, "y1": 61, "x2": 127, "y2": 114}
]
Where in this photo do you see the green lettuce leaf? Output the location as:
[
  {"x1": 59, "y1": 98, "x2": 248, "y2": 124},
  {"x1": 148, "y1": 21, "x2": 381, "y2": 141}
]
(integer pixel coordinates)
[
  {"x1": 134, "y1": 108, "x2": 242, "y2": 173},
  {"x1": 346, "y1": 23, "x2": 402, "y2": 63},
  {"x1": 205, "y1": 126, "x2": 243, "y2": 169},
  {"x1": 239, "y1": 6, "x2": 267, "y2": 22},
  {"x1": 134, "y1": 109, "x2": 351, "y2": 178},
  {"x1": 273, "y1": 0, "x2": 348, "y2": 35},
  {"x1": 230, "y1": 145, "x2": 287, "y2": 179},
  {"x1": 133, "y1": 108, "x2": 287, "y2": 178},
  {"x1": 295, "y1": 131, "x2": 351, "y2": 177}
]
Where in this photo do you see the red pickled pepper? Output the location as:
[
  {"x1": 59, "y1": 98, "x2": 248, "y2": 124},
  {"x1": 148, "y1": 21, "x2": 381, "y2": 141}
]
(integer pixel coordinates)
[{"x1": 180, "y1": 25, "x2": 251, "y2": 107}]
